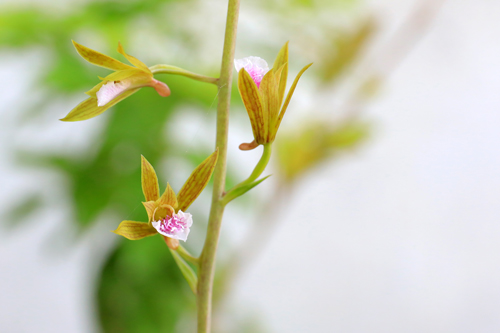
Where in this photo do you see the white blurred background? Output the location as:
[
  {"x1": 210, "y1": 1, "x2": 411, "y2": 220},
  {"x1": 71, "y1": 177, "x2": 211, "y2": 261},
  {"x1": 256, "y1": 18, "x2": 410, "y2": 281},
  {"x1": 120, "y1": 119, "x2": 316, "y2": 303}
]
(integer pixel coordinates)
[{"x1": 1, "y1": 0, "x2": 500, "y2": 332}]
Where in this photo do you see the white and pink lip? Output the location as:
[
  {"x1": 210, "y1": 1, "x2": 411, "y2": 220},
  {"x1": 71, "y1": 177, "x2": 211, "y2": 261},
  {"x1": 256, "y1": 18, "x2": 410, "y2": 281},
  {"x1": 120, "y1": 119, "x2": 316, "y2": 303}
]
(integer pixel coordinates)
[
  {"x1": 151, "y1": 210, "x2": 193, "y2": 241},
  {"x1": 234, "y1": 56, "x2": 269, "y2": 87}
]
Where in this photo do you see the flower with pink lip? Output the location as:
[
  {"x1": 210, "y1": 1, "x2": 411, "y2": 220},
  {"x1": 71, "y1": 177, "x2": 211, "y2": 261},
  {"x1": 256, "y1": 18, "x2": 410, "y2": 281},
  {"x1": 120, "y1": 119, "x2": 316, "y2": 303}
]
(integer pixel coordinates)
[
  {"x1": 112, "y1": 151, "x2": 218, "y2": 246},
  {"x1": 61, "y1": 41, "x2": 170, "y2": 122},
  {"x1": 152, "y1": 210, "x2": 193, "y2": 241},
  {"x1": 235, "y1": 42, "x2": 312, "y2": 150},
  {"x1": 234, "y1": 56, "x2": 269, "y2": 87}
]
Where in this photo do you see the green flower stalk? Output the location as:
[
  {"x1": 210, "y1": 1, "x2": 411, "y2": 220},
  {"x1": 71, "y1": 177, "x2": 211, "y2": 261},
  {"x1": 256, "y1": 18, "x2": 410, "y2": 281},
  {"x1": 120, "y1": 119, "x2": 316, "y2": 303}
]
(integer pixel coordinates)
[{"x1": 235, "y1": 42, "x2": 312, "y2": 150}]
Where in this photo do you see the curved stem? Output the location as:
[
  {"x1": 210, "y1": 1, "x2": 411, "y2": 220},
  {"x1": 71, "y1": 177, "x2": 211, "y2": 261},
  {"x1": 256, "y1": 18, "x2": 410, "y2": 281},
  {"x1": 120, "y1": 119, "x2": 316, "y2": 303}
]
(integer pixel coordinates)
[
  {"x1": 231, "y1": 143, "x2": 272, "y2": 189},
  {"x1": 197, "y1": 0, "x2": 240, "y2": 332},
  {"x1": 176, "y1": 244, "x2": 199, "y2": 266},
  {"x1": 150, "y1": 64, "x2": 219, "y2": 85},
  {"x1": 221, "y1": 143, "x2": 272, "y2": 205}
]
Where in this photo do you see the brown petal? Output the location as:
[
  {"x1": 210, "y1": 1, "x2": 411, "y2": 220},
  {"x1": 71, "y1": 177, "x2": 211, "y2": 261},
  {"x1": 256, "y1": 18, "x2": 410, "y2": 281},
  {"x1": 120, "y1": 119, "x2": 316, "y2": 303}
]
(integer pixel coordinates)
[
  {"x1": 259, "y1": 69, "x2": 280, "y2": 142},
  {"x1": 238, "y1": 69, "x2": 266, "y2": 144},
  {"x1": 141, "y1": 155, "x2": 160, "y2": 202},
  {"x1": 112, "y1": 220, "x2": 157, "y2": 240},
  {"x1": 177, "y1": 149, "x2": 219, "y2": 211},
  {"x1": 158, "y1": 183, "x2": 178, "y2": 209},
  {"x1": 142, "y1": 201, "x2": 156, "y2": 222}
]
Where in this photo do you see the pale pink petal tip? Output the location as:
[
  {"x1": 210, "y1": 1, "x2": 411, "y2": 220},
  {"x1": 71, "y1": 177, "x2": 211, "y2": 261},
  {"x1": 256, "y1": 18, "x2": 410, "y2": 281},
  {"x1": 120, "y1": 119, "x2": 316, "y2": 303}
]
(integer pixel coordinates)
[
  {"x1": 151, "y1": 210, "x2": 193, "y2": 241},
  {"x1": 234, "y1": 56, "x2": 269, "y2": 87},
  {"x1": 96, "y1": 81, "x2": 131, "y2": 107}
]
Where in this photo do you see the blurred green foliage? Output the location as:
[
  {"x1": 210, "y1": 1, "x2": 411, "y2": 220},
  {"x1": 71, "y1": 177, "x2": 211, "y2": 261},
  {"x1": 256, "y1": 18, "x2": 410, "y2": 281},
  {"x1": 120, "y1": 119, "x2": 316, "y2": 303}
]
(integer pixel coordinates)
[
  {"x1": 99, "y1": 236, "x2": 195, "y2": 333},
  {"x1": 1, "y1": 0, "x2": 372, "y2": 331},
  {"x1": 1, "y1": 1, "x2": 219, "y2": 331},
  {"x1": 318, "y1": 19, "x2": 376, "y2": 83},
  {"x1": 5, "y1": 193, "x2": 44, "y2": 229},
  {"x1": 276, "y1": 121, "x2": 369, "y2": 183}
]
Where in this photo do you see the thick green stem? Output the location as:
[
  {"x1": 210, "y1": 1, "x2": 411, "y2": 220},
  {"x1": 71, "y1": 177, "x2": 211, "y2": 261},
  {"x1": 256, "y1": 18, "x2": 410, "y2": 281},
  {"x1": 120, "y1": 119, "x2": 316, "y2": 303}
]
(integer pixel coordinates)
[
  {"x1": 150, "y1": 65, "x2": 219, "y2": 85},
  {"x1": 197, "y1": 0, "x2": 240, "y2": 332}
]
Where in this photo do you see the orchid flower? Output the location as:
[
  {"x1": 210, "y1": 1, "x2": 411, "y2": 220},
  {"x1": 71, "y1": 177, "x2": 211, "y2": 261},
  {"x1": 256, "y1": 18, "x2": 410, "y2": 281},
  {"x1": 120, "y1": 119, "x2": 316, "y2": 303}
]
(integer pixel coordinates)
[
  {"x1": 60, "y1": 41, "x2": 170, "y2": 122},
  {"x1": 234, "y1": 56, "x2": 269, "y2": 88},
  {"x1": 113, "y1": 151, "x2": 218, "y2": 249},
  {"x1": 235, "y1": 42, "x2": 312, "y2": 150}
]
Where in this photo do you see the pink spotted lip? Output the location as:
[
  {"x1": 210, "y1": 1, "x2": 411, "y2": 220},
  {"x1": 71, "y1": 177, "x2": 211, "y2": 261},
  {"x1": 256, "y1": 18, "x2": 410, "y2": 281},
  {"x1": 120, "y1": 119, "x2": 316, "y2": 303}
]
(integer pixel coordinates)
[
  {"x1": 96, "y1": 80, "x2": 132, "y2": 106},
  {"x1": 151, "y1": 210, "x2": 193, "y2": 241},
  {"x1": 234, "y1": 56, "x2": 269, "y2": 88}
]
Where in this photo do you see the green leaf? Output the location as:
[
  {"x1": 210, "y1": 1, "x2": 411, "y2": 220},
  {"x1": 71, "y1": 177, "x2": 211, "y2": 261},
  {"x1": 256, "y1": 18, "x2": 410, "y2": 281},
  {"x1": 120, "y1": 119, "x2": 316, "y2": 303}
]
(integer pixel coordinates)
[
  {"x1": 222, "y1": 175, "x2": 271, "y2": 206},
  {"x1": 169, "y1": 248, "x2": 198, "y2": 294},
  {"x1": 98, "y1": 235, "x2": 192, "y2": 333},
  {"x1": 5, "y1": 194, "x2": 43, "y2": 229}
]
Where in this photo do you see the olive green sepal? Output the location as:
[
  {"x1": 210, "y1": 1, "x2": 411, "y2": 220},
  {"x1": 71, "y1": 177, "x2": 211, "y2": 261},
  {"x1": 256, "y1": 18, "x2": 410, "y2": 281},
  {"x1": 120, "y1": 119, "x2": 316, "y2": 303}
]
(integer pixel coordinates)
[
  {"x1": 112, "y1": 220, "x2": 158, "y2": 240},
  {"x1": 177, "y1": 149, "x2": 219, "y2": 211},
  {"x1": 60, "y1": 88, "x2": 140, "y2": 122}
]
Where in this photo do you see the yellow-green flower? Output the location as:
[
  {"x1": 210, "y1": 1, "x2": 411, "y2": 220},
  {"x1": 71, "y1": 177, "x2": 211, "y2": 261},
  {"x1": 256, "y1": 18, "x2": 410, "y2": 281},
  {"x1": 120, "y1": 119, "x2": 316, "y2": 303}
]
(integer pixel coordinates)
[
  {"x1": 60, "y1": 41, "x2": 170, "y2": 122},
  {"x1": 113, "y1": 150, "x2": 218, "y2": 248},
  {"x1": 235, "y1": 42, "x2": 312, "y2": 150}
]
